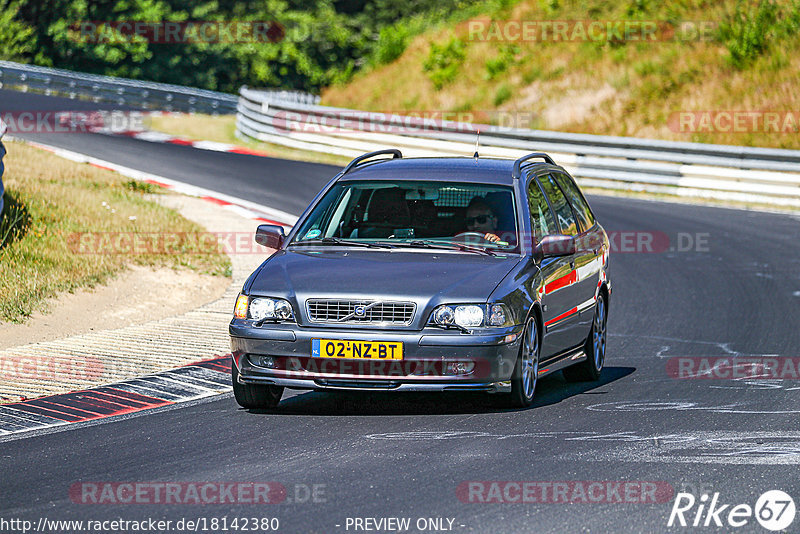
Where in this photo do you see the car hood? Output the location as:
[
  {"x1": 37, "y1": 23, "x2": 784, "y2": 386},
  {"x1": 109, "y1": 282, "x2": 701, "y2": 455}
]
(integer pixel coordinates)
[{"x1": 247, "y1": 248, "x2": 521, "y2": 326}]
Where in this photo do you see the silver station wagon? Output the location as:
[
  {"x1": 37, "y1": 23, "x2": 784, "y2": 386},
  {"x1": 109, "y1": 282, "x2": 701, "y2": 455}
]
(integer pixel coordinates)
[{"x1": 230, "y1": 150, "x2": 611, "y2": 408}]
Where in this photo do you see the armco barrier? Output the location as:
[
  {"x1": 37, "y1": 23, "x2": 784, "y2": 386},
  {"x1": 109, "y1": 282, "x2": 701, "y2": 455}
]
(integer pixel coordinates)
[
  {"x1": 0, "y1": 60, "x2": 319, "y2": 114},
  {"x1": 236, "y1": 86, "x2": 800, "y2": 207}
]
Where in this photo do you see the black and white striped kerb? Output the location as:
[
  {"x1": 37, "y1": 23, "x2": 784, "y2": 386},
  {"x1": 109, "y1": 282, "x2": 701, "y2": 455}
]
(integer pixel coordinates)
[{"x1": 0, "y1": 357, "x2": 231, "y2": 437}]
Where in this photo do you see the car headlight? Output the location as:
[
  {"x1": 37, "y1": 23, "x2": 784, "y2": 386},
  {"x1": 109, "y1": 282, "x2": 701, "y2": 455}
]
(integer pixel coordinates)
[
  {"x1": 454, "y1": 305, "x2": 484, "y2": 327},
  {"x1": 233, "y1": 295, "x2": 295, "y2": 322},
  {"x1": 249, "y1": 298, "x2": 276, "y2": 320},
  {"x1": 429, "y1": 303, "x2": 514, "y2": 328},
  {"x1": 432, "y1": 305, "x2": 455, "y2": 325}
]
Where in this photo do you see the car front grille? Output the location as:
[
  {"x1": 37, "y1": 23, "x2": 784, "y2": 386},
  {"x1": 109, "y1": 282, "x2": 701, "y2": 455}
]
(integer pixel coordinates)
[{"x1": 306, "y1": 299, "x2": 416, "y2": 325}]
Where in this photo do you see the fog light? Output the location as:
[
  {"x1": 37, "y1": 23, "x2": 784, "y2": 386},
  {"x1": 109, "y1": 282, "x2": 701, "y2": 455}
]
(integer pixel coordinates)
[
  {"x1": 254, "y1": 355, "x2": 277, "y2": 369},
  {"x1": 444, "y1": 361, "x2": 475, "y2": 376}
]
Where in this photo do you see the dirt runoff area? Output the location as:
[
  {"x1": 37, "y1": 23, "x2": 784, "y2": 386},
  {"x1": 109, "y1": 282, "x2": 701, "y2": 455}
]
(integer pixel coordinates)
[
  {"x1": 0, "y1": 191, "x2": 265, "y2": 350},
  {"x1": 0, "y1": 263, "x2": 229, "y2": 349}
]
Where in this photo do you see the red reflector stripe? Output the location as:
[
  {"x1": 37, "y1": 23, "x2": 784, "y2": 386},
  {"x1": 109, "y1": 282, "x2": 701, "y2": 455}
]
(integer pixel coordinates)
[
  {"x1": 545, "y1": 307, "x2": 578, "y2": 327},
  {"x1": 545, "y1": 270, "x2": 577, "y2": 294}
]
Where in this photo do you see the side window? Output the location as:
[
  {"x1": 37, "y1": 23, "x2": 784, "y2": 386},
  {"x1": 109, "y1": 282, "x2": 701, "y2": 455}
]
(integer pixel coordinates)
[
  {"x1": 539, "y1": 174, "x2": 579, "y2": 236},
  {"x1": 527, "y1": 177, "x2": 556, "y2": 240},
  {"x1": 554, "y1": 172, "x2": 595, "y2": 231}
]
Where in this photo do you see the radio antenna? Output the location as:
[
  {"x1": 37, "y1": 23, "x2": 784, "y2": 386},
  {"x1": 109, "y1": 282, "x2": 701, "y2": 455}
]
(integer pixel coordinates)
[{"x1": 473, "y1": 130, "x2": 480, "y2": 160}]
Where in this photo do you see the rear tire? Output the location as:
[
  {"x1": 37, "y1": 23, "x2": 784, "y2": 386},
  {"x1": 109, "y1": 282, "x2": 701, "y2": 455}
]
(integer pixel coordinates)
[
  {"x1": 232, "y1": 363, "x2": 284, "y2": 409},
  {"x1": 500, "y1": 316, "x2": 539, "y2": 408},
  {"x1": 563, "y1": 292, "x2": 607, "y2": 382}
]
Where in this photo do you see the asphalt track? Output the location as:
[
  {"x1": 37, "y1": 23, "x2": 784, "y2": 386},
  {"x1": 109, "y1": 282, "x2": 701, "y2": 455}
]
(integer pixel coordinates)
[{"x1": 2, "y1": 89, "x2": 800, "y2": 533}]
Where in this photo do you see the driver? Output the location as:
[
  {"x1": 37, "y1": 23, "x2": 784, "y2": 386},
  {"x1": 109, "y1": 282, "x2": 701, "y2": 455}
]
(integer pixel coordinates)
[{"x1": 464, "y1": 197, "x2": 501, "y2": 243}]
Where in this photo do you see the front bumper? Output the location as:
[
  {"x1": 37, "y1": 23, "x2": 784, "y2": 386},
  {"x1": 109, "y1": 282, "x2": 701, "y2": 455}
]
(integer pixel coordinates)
[{"x1": 230, "y1": 322, "x2": 524, "y2": 393}]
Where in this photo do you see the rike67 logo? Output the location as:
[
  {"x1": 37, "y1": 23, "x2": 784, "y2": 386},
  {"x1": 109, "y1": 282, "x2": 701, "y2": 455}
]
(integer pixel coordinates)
[{"x1": 668, "y1": 490, "x2": 796, "y2": 531}]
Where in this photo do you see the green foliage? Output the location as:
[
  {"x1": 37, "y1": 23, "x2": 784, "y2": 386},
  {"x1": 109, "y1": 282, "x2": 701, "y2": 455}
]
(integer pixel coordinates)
[
  {"x1": 0, "y1": 1, "x2": 37, "y2": 61},
  {"x1": 538, "y1": 0, "x2": 560, "y2": 16},
  {"x1": 718, "y1": 0, "x2": 776, "y2": 68},
  {"x1": 608, "y1": 70, "x2": 630, "y2": 90},
  {"x1": 625, "y1": 0, "x2": 651, "y2": 17},
  {"x1": 542, "y1": 66, "x2": 565, "y2": 81},
  {"x1": 423, "y1": 37, "x2": 465, "y2": 89},
  {"x1": 0, "y1": 191, "x2": 31, "y2": 250},
  {"x1": 124, "y1": 180, "x2": 159, "y2": 194},
  {"x1": 633, "y1": 59, "x2": 660, "y2": 77},
  {"x1": 484, "y1": 44, "x2": 519, "y2": 80},
  {"x1": 374, "y1": 22, "x2": 412, "y2": 65},
  {"x1": 522, "y1": 65, "x2": 543, "y2": 84},
  {"x1": 0, "y1": 0, "x2": 487, "y2": 94},
  {"x1": 493, "y1": 83, "x2": 512, "y2": 106},
  {"x1": 717, "y1": 0, "x2": 800, "y2": 69}
]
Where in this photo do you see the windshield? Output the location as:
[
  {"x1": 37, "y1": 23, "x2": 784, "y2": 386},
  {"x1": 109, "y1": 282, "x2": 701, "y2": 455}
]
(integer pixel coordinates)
[{"x1": 291, "y1": 180, "x2": 518, "y2": 250}]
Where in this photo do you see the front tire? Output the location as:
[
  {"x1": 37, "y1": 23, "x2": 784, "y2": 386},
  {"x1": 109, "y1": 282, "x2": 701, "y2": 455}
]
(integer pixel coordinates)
[
  {"x1": 501, "y1": 316, "x2": 540, "y2": 408},
  {"x1": 563, "y1": 292, "x2": 607, "y2": 382},
  {"x1": 232, "y1": 362, "x2": 284, "y2": 409}
]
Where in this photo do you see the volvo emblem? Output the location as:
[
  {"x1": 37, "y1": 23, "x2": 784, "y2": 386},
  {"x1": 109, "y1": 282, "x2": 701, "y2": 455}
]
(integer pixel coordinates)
[{"x1": 354, "y1": 305, "x2": 367, "y2": 317}]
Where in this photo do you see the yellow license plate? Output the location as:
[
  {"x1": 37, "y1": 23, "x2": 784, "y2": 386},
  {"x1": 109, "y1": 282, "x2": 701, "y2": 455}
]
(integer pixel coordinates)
[{"x1": 312, "y1": 339, "x2": 403, "y2": 360}]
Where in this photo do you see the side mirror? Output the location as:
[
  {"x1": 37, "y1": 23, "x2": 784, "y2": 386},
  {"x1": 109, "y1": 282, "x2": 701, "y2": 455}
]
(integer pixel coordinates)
[
  {"x1": 537, "y1": 234, "x2": 576, "y2": 258},
  {"x1": 255, "y1": 224, "x2": 285, "y2": 249}
]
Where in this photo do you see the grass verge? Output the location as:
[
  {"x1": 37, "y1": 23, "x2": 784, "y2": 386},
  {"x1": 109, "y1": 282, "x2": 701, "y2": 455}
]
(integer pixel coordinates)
[{"x1": 0, "y1": 141, "x2": 231, "y2": 323}]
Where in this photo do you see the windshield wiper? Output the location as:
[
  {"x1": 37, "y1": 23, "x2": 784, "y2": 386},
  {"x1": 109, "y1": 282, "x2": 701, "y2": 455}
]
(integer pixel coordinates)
[
  {"x1": 290, "y1": 237, "x2": 395, "y2": 249},
  {"x1": 400, "y1": 240, "x2": 497, "y2": 256}
]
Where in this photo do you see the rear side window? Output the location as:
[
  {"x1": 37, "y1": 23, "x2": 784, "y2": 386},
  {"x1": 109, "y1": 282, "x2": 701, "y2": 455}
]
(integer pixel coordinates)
[
  {"x1": 538, "y1": 174, "x2": 579, "y2": 236},
  {"x1": 554, "y1": 172, "x2": 595, "y2": 231},
  {"x1": 527, "y1": 178, "x2": 556, "y2": 240}
]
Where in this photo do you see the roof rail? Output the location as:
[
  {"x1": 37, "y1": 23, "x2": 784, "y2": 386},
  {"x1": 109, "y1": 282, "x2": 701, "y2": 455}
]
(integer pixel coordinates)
[
  {"x1": 512, "y1": 152, "x2": 555, "y2": 179},
  {"x1": 341, "y1": 149, "x2": 402, "y2": 176}
]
